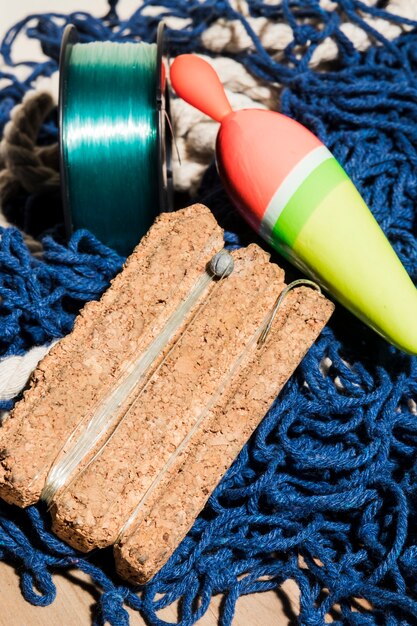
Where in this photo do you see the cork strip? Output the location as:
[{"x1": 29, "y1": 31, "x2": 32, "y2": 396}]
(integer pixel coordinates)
[
  {"x1": 0, "y1": 204, "x2": 223, "y2": 507},
  {"x1": 49, "y1": 244, "x2": 286, "y2": 551},
  {"x1": 115, "y1": 286, "x2": 334, "y2": 584}
]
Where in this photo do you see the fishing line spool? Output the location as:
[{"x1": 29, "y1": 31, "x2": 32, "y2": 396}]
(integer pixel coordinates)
[{"x1": 59, "y1": 23, "x2": 172, "y2": 256}]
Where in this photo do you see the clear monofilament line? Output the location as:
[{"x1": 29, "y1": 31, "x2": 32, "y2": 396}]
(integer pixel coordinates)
[
  {"x1": 28, "y1": 234, "x2": 219, "y2": 490},
  {"x1": 117, "y1": 289, "x2": 286, "y2": 540},
  {"x1": 41, "y1": 272, "x2": 212, "y2": 505},
  {"x1": 41, "y1": 250, "x2": 232, "y2": 506},
  {"x1": 49, "y1": 253, "x2": 234, "y2": 506}
]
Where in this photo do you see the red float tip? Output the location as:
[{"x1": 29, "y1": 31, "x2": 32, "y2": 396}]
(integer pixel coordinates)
[{"x1": 170, "y1": 54, "x2": 233, "y2": 123}]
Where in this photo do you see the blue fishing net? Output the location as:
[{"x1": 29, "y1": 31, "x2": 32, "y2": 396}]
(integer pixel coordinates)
[{"x1": 1, "y1": 2, "x2": 417, "y2": 624}]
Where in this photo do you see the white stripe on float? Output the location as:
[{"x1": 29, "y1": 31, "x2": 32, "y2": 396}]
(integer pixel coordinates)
[{"x1": 259, "y1": 145, "x2": 333, "y2": 240}]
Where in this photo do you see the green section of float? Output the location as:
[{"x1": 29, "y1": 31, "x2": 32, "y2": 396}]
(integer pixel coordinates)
[{"x1": 272, "y1": 157, "x2": 346, "y2": 248}]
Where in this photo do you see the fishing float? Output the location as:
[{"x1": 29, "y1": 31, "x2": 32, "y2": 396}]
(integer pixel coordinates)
[{"x1": 170, "y1": 54, "x2": 417, "y2": 355}]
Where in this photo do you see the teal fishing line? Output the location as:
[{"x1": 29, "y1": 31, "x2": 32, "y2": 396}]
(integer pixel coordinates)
[{"x1": 62, "y1": 41, "x2": 159, "y2": 256}]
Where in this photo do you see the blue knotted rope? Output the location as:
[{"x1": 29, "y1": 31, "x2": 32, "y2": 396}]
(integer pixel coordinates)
[{"x1": 1, "y1": 1, "x2": 417, "y2": 625}]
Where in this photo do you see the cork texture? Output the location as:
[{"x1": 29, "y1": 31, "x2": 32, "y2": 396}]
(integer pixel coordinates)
[
  {"x1": 114, "y1": 286, "x2": 334, "y2": 584},
  {"x1": 50, "y1": 244, "x2": 286, "y2": 551},
  {"x1": 0, "y1": 201, "x2": 334, "y2": 585},
  {"x1": 0, "y1": 204, "x2": 223, "y2": 506}
]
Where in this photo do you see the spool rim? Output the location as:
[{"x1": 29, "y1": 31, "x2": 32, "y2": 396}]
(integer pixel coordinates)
[
  {"x1": 59, "y1": 24, "x2": 78, "y2": 238},
  {"x1": 58, "y1": 22, "x2": 173, "y2": 244},
  {"x1": 156, "y1": 22, "x2": 173, "y2": 214}
]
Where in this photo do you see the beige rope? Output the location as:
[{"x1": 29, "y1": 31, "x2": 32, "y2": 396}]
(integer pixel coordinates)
[
  {"x1": 0, "y1": 91, "x2": 59, "y2": 201},
  {"x1": 0, "y1": 91, "x2": 60, "y2": 256}
]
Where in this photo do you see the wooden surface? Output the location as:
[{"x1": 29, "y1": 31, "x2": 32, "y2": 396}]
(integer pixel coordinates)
[{"x1": 0, "y1": 560, "x2": 300, "y2": 625}]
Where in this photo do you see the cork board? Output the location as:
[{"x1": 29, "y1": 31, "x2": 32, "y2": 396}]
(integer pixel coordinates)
[{"x1": 0, "y1": 204, "x2": 334, "y2": 584}]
